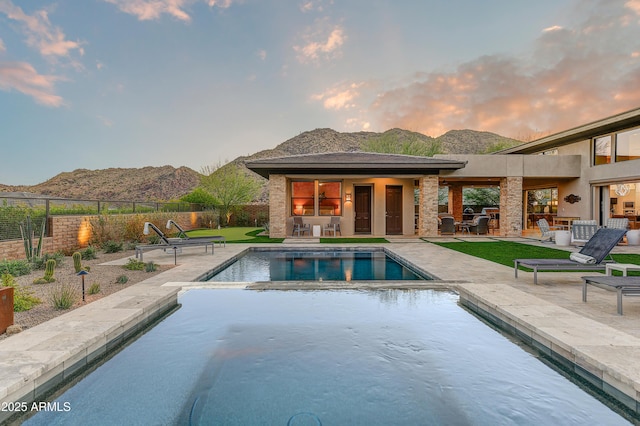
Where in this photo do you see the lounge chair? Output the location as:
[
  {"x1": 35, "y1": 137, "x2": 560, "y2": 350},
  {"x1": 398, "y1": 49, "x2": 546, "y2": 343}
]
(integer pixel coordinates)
[
  {"x1": 514, "y1": 228, "x2": 627, "y2": 284},
  {"x1": 439, "y1": 216, "x2": 456, "y2": 235},
  {"x1": 323, "y1": 216, "x2": 341, "y2": 236},
  {"x1": 605, "y1": 217, "x2": 629, "y2": 230},
  {"x1": 166, "y1": 220, "x2": 226, "y2": 247},
  {"x1": 135, "y1": 222, "x2": 216, "y2": 261},
  {"x1": 292, "y1": 217, "x2": 310, "y2": 237},
  {"x1": 582, "y1": 276, "x2": 640, "y2": 315}
]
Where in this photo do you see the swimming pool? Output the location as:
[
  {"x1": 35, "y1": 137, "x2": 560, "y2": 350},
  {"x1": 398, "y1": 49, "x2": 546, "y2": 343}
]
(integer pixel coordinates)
[
  {"x1": 205, "y1": 248, "x2": 431, "y2": 281},
  {"x1": 25, "y1": 289, "x2": 630, "y2": 425}
]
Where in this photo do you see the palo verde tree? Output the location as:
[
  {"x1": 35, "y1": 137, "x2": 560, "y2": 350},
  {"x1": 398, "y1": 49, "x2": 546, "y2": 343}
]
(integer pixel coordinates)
[{"x1": 200, "y1": 162, "x2": 261, "y2": 226}]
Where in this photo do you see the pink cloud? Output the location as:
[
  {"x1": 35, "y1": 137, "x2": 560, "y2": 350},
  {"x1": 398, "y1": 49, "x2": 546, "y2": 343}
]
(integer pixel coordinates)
[
  {"x1": 294, "y1": 19, "x2": 346, "y2": 64},
  {"x1": 0, "y1": 61, "x2": 64, "y2": 107},
  {"x1": 351, "y1": 1, "x2": 640, "y2": 138},
  {"x1": 0, "y1": 1, "x2": 84, "y2": 60},
  {"x1": 103, "y1": 0, "x2": 234, "y2": 22}
]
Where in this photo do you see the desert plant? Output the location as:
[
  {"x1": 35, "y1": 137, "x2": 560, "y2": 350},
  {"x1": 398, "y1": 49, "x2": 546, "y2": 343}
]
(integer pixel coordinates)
[
  {"x1": 123, "y1": 258, "x2": 145, "y2": 271},
  {"x1": 81, "y1": 246, "x2": 98, "y2": 260},
  {"x1": 1, "y1": 272, "x2": 41, "y2": 312},
  {"x1": 33, "y1": 259, "x2": 56, "y2": 284},
  {"x1": 73, "y1": 252, "x2": 83, "y2": 273},
  {"x1": 50, "y1": 283, "x2": 77, "y2": 310},
  {"x1": 88, "y1": 283, "x2": 101, "y2": 295},
  {"x1": 145, "y1": 261, "x2": 157, "y2": 272},
  {"x1": 116, "y1": 274, "x2": 129, "y2": 284},
  {"x1": 0, "y1": 259, "x2": 32, "y2": 277},
  {"x1": 103, "y1": 240, "x2": 124, "y2": 253},
  {"x1": 19, "y1": 215, "x2": 46, "y2": 262},
  {"x1": 32, "y1": 251, "x2": 64, "y2": 269}
]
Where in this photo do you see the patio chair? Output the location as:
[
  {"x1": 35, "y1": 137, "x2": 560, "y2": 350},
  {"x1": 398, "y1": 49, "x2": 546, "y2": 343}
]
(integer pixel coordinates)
[
  {"x1": 537, "y1": 218, "x2": 561, "y2": 243},
  {"x1": 166, "y1": 219, "x2": 226, "y2": 247},
  {"x1": 468, "y1": 216, "x2": 490, "y2": 235},
  {"x1": 514, "y1": 228, "x2": 627, "y2": 284},
  {"x1": 323, "y1": 216, "x2": 341, "y2": 236},
  {"x1": 582, "y1": 276, "x2": 640, "y2": 315},
  {"x1": 135, "y1": 222, "x2": 216, "y2": 261},
  {"x1": 439, "y1": 216, "x2": 456, "y2": 235},
  {"x1": 606, "y1": 218, "x2": 629, "y2": 230},
  {"x1": 292, "y1": 216, "x2": 310, "y2": 237},
  {"x1": 571, "y1": 220, "x2": 598, "y2": 246}
]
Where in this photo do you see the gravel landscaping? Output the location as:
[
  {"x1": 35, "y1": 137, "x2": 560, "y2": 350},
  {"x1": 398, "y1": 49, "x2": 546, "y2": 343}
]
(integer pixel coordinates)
[{"x1": 1, "y1": 250, "x2": 173, "y2": 341}]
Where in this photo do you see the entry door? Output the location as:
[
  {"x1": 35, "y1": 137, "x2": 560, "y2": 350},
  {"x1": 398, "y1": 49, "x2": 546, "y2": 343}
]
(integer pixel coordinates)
[
  {"x1": 385, "y1": 185, "x2": 403, "y2": 235},
  {"x1": 354, "y1": 186, "x2": 372, "y2": 233}
]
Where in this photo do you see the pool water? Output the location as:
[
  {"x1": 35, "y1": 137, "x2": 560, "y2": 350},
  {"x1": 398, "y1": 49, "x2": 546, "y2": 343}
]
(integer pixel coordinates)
[
  {"x1": 25, "y1": 289, "x2": 629, "y2": 425},
  {"x1": 206, "y1": 249, "x2": 430, "y2": 281}
]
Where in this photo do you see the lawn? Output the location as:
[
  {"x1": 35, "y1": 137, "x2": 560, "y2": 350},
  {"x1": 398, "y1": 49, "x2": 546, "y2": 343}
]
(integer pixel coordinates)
[
  {"x1": 432, "y1": 240, "x2": 640, "y2": 275},
  {"x1": 185, "y1": 227, "x2": 283, "y2": 243}
]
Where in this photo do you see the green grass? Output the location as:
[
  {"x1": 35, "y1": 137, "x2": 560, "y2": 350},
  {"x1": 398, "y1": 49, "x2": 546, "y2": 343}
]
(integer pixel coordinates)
[
  {"x1": 186, "y1": 227, "x2": 283, "y2": 243},
  {"x1": 320, "y1": 237, "x2": 389, "y2": 243},
  {"x1": 432, "y1": 240, "x2": 640, "y2": 275}
]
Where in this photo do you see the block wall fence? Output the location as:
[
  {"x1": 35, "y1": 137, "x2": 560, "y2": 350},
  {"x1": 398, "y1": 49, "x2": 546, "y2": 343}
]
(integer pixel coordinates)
[{"x1": 0, "y1": 212, "x2": 202, "y2": 261}]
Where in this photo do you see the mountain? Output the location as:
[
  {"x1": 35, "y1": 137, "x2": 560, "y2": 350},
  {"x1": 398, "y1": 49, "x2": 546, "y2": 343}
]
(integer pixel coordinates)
[
  {"x1": 0, "y1": 129, "x2": 522, "y2": 201},
  {"x1": 0, "y1": 166, "x2": 201, "y2": 201}
]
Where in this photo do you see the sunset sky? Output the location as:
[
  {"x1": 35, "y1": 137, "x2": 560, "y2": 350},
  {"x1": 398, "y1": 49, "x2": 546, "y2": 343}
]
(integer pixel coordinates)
[{"x1": 2, "y1": 0, "x2": 640, "y2": 185}]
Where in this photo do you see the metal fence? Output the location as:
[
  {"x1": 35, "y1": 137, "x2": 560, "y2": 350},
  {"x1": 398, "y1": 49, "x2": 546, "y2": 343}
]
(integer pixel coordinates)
[{"x1": 0, "y1": 195, "x2": 206, "y2": 241}]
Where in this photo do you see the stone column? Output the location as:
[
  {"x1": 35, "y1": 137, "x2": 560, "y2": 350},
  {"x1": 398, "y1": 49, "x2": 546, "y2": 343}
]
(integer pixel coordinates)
[
  {"x1": 418, "y1": 175, "x2": 439, "y2": 237},
  {"x1": 449, "y1": 184, "x2": 463, "y2": 221},
  {"x1": 268, "y1": 174, "x2": 287, "y2": 238},
  {"x1": 500, "y1": 177, "x2": 523, "y2": 237}
]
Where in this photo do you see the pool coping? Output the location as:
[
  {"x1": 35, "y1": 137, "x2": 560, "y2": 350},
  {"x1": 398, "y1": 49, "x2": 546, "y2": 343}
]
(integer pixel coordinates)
[{"x1": 1, "y1": 242, "x2": 639, "y2": 422}]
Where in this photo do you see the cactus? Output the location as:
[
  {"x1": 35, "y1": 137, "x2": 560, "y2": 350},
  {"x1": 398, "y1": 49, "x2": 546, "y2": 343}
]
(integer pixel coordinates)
[
  {"x1": 19, "y1": 216, "x2": 46, "y2": 262},
  {"x1": 73, "y1": 252, "x2": 83, "y2": 273},
  {"x1": 33, "y1": 259, "x2": 56, "y2": 284}
]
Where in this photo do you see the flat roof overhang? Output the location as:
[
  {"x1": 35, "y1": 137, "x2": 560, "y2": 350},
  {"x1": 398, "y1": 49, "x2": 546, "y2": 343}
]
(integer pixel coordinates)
[
  {"x1": 246, "y1": 152, "x2": 467, "y2": 178},
  {"x1": 498, "y1": 107, "x2": 640, "y2": 155}
]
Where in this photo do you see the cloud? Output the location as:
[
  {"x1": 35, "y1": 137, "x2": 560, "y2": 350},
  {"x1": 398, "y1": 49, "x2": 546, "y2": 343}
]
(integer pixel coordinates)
[
  {"x1": 97, "y1": 115, "x2": 113, "y2": 127},
  {"x1": 103, "y1": 0, "x2": 234, "y2": 22},
  {"x1": 294, "y1": 19, "x2": 346, "y2": 63},
  {"x1": 0, "y1": 38, "x2": 5, "y2": 52},
  {"x1": 0, "y1": 1, "x2": 84, "y2": 61},
  {"x1": 325, "y1": 0, "x2": 640, "y2": 139},
  {"x1": 257, "y1": 49, "x2": 267, "y2": 60},
  {"x1": 311, "y1": 82, "x2": 364, "y2": 110},
  {"x1": 0, "y1": 61, "x2": 64, "y2": 106}
]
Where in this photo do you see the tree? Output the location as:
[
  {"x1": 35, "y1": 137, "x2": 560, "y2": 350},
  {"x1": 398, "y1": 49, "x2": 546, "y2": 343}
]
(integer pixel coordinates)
[
  {"x1": 463, "y1": 187, "x2": 500, "y2": 207},
  {"x1": 361, "y1": 133, "x2": 443, "y2": 157},
  {"x1": 200, "y1": 162, "x2": 261, "y2": 226},
  {"x1": 180, "y1": 187, "x2": 216, "y2": 208}
]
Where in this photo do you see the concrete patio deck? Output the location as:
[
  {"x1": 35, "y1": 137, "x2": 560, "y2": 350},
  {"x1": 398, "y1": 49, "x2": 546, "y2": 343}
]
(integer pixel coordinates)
[{"x1": 1, "y1": 237, "x2": 639, "y2": 422}]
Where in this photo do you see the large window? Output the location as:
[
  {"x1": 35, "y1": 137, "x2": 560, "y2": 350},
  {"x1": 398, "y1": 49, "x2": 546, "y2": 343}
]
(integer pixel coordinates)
[
  {"x1": 291, "y1": 181, "x2": 315, "y2": 216},
  {"x1": 615, "y1": 128, "x2": 640, "y2": 162},
  {"x1": 594, "y1": 135, "x2": 611, "y2": 165},
  {"x1": 291, "y1": 180, "x2": 342, "y2": 216}
]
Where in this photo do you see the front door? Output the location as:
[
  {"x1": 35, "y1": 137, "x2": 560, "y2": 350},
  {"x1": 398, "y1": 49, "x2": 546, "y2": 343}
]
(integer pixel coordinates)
[
  {"x1": 354, "y1": 186, "x2": 372, "y2": 233},
  {"x1": 386, "y1": 185, "x2": 403, "y2": 235}
]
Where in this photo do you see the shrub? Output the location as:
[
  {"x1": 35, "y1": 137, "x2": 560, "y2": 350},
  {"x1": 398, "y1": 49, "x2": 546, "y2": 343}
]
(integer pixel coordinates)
[
  {"x1": 145, "y1": 261, "x2": 157, "y2": 272},
  {"x1": 50, "y1": 283, "x2": 77, "y2": 310},
  {"x1": 123, "y1": 258, "x2": 145, "y2": 271},
  {"x1": 32, "y1": 252, "x2": 64, "y2": 270},
  {"x1": 0, "y1": 259, "x2": 32, "y2": 277},
  {"x1": 116, "y1": 274, "x2": 129, "y2": 284},
  {"x1": 88, "y1": 283, "x2": 101, "y2": 295},
  {"x1": 103, "y1": 240, "x2": 124, "y2": 253},
  {"x1": 81, "y1": 246, "x2": 98, "y2": 260},
  {"x1": 1, "y1": 273, "x2": 41, "y2": 312}
]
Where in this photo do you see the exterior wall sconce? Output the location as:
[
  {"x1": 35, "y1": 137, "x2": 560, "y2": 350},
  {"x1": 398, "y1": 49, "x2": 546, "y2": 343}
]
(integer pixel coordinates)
[{"x1": 345, "y1": 192, "x2": 352, "y2": 202}]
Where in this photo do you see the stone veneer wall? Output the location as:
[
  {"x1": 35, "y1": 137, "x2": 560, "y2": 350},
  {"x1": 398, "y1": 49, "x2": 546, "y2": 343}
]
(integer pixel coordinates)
[
  {"x1": 418, "y1": 175, "x2": 439, "y2": 237},
  {"x1": 0, "y1": 212, "x2": 203, "y2": 261},
  {"x1": 500, "y1": 176, "x2": 523, "y2": 237},
  {"x1": 268, "y1": 174, "x2": 287, "y2": 238}
]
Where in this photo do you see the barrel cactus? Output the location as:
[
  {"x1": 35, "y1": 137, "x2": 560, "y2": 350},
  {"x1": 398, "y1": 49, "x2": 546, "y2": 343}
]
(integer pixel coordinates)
[{"x1": 73, "y1": 252, "x2": 82, "y2": 273}]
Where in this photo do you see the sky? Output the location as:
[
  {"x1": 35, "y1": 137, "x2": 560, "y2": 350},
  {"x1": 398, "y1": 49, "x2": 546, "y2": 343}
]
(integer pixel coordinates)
[{"x1": 1, "y1": 0, "x2": 640, "y2": 185}]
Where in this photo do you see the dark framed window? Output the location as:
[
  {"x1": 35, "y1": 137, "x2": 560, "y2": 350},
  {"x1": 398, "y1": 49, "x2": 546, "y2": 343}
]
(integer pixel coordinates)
[
  {"x1": 291, "y1": 181, "x2": 315, "y2": 216},
  {"x1": 318, "y1": 181, "x2": 342, "y2": 216},
  {"x1": 593, "y1": 135, "x2": 611, "y2": 165}
]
